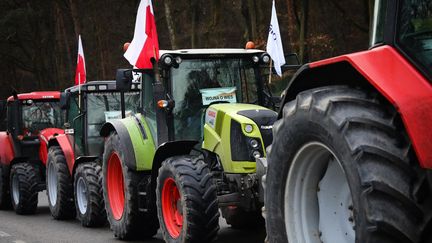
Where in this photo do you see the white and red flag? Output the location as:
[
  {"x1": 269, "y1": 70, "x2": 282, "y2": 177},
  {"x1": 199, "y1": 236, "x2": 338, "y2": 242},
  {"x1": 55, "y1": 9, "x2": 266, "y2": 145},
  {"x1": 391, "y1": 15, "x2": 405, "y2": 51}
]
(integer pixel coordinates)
[
  {"x1": 74, "y1": 35, "x2": 86, "y2": 85},
  {"x1": 124, "y1": 0, "x2": 159, "y2": 68}
]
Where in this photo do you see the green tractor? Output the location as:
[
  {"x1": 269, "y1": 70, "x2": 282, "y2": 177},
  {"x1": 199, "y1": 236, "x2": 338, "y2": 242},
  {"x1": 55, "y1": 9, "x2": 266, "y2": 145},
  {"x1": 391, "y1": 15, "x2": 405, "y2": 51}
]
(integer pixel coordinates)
[
  {"x1": 46, "y1": 81, "x2": 140, "y2": 227},
  {"x1": 100, "y1": 48, "x2": 279, "y2": 241}
]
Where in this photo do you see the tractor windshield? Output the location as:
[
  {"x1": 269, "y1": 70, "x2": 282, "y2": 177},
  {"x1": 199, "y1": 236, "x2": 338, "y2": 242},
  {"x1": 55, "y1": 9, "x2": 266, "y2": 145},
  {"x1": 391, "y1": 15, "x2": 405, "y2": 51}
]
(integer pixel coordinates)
[
  {"x1": 87, "y1": 91, "x2": 140, "y2": 137},
  {"x1": 397, "y1": 0, "x2": 432, "y2": 78},
  {"x1": 86, "y1": 91, "x2": 140, "y2": 155},
  {"x1": 170, "y1": 58, "x2": 260, "y2": 140},
  {"x1": 21, "y1": 100, "x2": 62, "y2": 136}
]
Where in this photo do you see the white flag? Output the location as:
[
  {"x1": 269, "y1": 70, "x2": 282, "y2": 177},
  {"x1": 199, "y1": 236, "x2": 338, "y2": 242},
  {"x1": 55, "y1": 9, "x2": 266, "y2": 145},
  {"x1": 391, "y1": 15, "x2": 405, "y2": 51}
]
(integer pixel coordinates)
[{"x1": 266, "y1": 0, "x2": 285, "y2": 77}]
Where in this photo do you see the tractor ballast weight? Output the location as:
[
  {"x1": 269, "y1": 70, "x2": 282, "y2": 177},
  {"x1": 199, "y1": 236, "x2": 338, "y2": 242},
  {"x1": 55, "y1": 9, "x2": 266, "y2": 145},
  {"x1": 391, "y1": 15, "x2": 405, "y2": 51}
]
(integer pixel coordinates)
[
  {"x1": 264, "y1": 1, "x2": 432, "y2": 242},
  {"x1": 100, "y1": 48, "x2": 278, "y2": 241}
]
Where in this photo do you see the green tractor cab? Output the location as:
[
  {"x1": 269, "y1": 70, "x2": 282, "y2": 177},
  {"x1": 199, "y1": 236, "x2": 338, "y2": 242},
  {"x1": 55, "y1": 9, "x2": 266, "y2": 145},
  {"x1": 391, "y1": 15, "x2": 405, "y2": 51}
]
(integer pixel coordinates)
[
  {"x1": 101, "y1": 48, "x2": 279, "y2": 241},
  {"x1": 45, "y1": 80, "x2": 140, "y2": 227}
]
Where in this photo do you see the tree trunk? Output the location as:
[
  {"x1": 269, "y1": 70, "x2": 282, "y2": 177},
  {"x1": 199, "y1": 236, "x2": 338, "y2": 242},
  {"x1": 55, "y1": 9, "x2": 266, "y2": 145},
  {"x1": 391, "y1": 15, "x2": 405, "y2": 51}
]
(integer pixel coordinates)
[
  {"x1": 69, "y1": 0, "x2": 81, "y2": 38},
  {"x1": 247, "y1": 0, "x2": 257, "y2": 40},
  {"x1": 286, "y1": 0, "x2": 299, "y2": 51},
  {"x1": 299, "y1": 0, "x2": 309, "y2": 63},
  {"x1": 93, "y1": 16, "x2": 107, "y2": 79},
  {"x1": 211, "y1": 0, "x2": 221, "y2": 28},
  {"x1": 164, "y1": 0, "x2": 178, "y2": 49},
  {"x1": 190, "y1": 0, "x2": 199, "y2": 48},
  {"x1": 55, "y1": 1, "x2": 73, "y2": 84},
  {"x1": 328, "y1": 0, "x2": 368, "y2": 33}
]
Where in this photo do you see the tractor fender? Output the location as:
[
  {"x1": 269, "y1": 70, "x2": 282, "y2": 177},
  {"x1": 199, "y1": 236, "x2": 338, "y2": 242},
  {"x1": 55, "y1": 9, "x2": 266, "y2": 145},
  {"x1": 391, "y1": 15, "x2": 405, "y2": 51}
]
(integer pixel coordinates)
[
  {"x1": 100, "y1": 114, "x2": 156, "y2": 171},
  {"x1": 71, "y1": 156, "x2": 99, "y2": 176},
  {"x1": 281, "y1": 45, "x2": 432, "y2": 168},
  {"x1": 150, "y1": 140, "x2": 199, "y2": 182},
  {"x1": 39, "y1": 128, "x2": 64, "y2": 166},
  {"x1": 48, "y1": 134, "x2": 75, "y2": 174},
  {"x1": 0, "y1": 132, "x2": 15, "y2": 166}
]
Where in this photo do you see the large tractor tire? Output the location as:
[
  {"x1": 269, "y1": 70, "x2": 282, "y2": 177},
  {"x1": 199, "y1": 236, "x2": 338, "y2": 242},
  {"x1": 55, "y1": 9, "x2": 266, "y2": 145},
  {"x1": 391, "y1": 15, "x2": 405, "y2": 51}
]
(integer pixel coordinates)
[
  {"x1": 46, "y1": 146, "x2": 76, "y2": 219},
  {"x1": 74, "y1": 162, "x2": 106, "y2": 227},
  {"x1": 265, "y1": 86, "x2": 432, "y2": 243},
  {"x1": 10, "y1": 162, "x2": 40, "y2": 214},
  {"x1": 156, "y1": 156, "x2": 219, "y2": 243},
  {"x1": 0, "y1": 165, "x2": 11, "y2": 209},
  {"x1": 102, "y1": 132, "x2": 159, "y2": 240}
]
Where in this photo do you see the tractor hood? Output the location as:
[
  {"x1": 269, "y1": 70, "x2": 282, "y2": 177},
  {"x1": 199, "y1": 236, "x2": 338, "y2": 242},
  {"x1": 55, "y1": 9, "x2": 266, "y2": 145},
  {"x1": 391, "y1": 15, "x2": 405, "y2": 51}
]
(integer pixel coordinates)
[{"x1": 202, "y1": 103, "x2": 277, "y2": 174}]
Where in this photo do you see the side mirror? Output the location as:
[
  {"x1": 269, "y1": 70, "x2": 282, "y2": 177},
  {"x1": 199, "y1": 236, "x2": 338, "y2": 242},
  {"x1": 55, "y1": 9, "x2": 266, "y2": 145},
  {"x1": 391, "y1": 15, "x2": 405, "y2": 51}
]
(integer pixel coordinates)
[
  {"x1": 116, "y1": 69, "x2": 133, "y2": 92},
  {"x1": 282, "y1": 53, "x2": 301, "y2": 71},
  {"x1": 285, "y1": 53, "x2": 300, "y2": 65},
  {"x1": 269, "y1": 53, "x2": 301, "y2": 75},
  {"x1": 60, "y1": 92, "x2": 70, "y2": 110}
]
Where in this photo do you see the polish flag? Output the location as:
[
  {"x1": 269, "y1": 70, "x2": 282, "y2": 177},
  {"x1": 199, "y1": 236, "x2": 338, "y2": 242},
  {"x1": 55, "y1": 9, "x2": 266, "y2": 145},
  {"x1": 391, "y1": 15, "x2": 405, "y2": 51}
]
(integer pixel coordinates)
[
  {"x1": 124, "y1": 0, "x2": 159, "y2": 68},
  {"x1": 74, "y1": 35, "x2": 86, "y2": 85}
]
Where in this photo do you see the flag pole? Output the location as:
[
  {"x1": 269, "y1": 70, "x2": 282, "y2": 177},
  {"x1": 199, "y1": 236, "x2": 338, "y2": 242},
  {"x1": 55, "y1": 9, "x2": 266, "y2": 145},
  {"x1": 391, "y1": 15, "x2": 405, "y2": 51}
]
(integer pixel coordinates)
[
  {"x1": 269, "y1": 60, "x2": 273, "y2": 84},
  {"x1": 78, "y1": 75, "x2": 82, "y2": 113}
]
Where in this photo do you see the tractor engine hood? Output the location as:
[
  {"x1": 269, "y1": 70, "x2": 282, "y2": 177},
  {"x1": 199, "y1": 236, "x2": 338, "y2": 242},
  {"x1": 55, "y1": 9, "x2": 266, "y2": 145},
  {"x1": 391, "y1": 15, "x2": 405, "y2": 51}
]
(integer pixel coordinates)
[{"x1": 202, "y1": 103, "x2": 277, "y2": 174}]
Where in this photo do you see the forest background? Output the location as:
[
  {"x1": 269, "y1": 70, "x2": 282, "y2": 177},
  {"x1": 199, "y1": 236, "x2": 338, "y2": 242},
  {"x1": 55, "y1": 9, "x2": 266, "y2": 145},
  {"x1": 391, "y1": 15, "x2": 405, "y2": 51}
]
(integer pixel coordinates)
[{"x1": 0, "y1": 0, "x2": 373, "y2": 99}]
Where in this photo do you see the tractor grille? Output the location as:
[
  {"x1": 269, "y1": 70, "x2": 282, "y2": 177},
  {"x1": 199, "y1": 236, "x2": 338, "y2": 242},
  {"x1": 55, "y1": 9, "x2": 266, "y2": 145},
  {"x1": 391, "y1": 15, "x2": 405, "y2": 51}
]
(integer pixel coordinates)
[{"x1": 230, "y1": 120, "x2": 250, "y2": 161}]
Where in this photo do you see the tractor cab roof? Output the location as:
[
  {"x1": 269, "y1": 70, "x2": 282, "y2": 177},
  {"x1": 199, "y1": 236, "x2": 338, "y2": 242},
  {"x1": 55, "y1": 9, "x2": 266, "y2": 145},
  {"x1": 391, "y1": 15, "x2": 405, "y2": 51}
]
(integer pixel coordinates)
[
  {"x1": 65, "y1": 80, "x2": 140, "y2": 94},
  {"x1": 7, "y1": 91, "x2": 60, "y2": 102},
  {"x1": 159, "y1": 49, "x2": 266, "y2": 60},
  {"x1": 160, "y1": 48, "x2": 265, "y2": 56},
  {"x1": 158, "y1": 48, "x2": 270, "y2": 68}
]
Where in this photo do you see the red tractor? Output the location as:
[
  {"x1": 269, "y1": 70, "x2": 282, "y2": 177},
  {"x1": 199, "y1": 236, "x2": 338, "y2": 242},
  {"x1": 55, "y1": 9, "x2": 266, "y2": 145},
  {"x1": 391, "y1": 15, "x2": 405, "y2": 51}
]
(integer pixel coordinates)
[
  {"x1": 264, "y1": 0, "x2": 432, "y2": 242},
  {"x1": 0, "y1": 91, "x2": 63, "y2": 214}
]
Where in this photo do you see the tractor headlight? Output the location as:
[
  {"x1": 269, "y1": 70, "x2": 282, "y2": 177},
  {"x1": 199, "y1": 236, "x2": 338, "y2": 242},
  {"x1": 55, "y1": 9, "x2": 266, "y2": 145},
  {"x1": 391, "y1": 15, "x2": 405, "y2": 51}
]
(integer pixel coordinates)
[
  {"x1": 244, "y1": 124, "x2": 253, "y2": 133},
  {"x1": 252, "y1": 150, "x2": 261, "y2": 158},
  {"x1": 175, "y1": 56, "x2": 182, "y2": 64},
  {"x1": 252, "y1": 55, "x2": 260, "y2": 63},
  {"x1": 250, "y1": 139, "x2": 259, "y2": 148},
  {"x1": 262, "y1": 54, "x2": 270, "y2": 63},
  {"x1": 163, "y1": 55, "x2": 173, "y2": 65}
]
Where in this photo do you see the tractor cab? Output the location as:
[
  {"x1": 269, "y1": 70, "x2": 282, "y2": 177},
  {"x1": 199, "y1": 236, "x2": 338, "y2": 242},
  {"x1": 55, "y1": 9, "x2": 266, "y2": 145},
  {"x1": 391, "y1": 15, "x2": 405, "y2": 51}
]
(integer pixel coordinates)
[
  {"x1": 6, "y1": 92, "x2": 62, "y2": 160},
  {"x1": 372, "y1": 0, "x2": 432, "y2": 79},
  {"x1": 61, "y1": 80, "x2": 140, "y2": 158},
  {"x1": 118, "y1": 48, "x2": 275, "y2": 144}
]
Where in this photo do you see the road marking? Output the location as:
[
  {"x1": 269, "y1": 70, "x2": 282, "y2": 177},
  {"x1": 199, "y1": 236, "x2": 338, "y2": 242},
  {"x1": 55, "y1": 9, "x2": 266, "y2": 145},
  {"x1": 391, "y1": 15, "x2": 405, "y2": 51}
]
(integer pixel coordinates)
[
  {"x1": 0, "y1": 231, "x2": 11, "y2": 237},
  {"x1": 14, "y1": 241, "x2": 26, "y2": 243}
]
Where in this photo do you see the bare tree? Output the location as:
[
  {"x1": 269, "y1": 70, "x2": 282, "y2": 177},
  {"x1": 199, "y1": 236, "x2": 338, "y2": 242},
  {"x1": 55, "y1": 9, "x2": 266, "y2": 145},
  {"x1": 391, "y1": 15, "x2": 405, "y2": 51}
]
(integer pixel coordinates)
[
  {"x1": 69, "y1": 0, "x2": 81, "y2": 38},
  {"x1": 285, "y1": 0, "x2": 299, "y2": 51},
  {"x1": 299, "y1": 0, "x2": 309, "y2": 62},
  {"x1": 164, "y1": 0, "x2": 178, "y2": 49},
  {"x1": 190, "y1": 0, "x2": 199, "y2": 48}
]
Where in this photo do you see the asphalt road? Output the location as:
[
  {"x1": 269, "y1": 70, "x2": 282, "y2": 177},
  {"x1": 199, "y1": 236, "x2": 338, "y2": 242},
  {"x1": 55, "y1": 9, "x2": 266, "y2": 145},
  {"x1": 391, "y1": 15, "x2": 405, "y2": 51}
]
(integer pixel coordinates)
[{"x1": 0, "y1": 193, "x2": 266, "y2": 243}]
